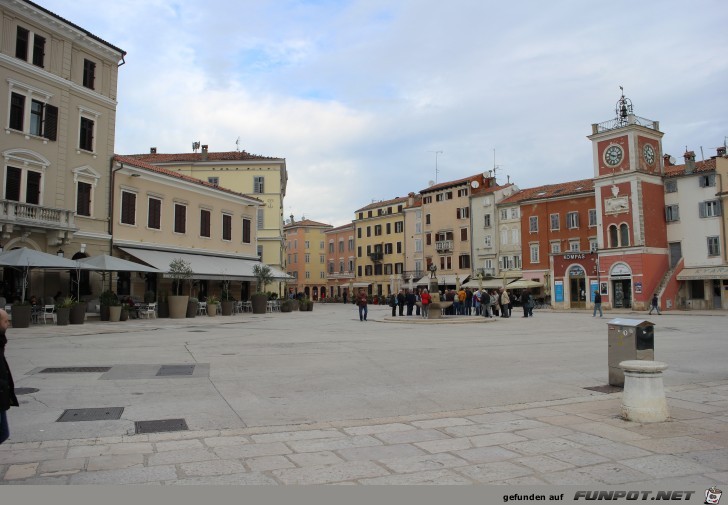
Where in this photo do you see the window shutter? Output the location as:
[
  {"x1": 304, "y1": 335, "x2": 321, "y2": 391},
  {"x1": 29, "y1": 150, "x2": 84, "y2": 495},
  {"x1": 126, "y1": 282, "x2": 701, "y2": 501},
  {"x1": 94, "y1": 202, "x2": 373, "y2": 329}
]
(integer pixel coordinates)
[
  {"x1": 77, "y1": 182, "x2": 91, "y2": 216},
  {"x1": 43, "y1": 105, "x2": 58, "y2": 141},
  {"x1": 717, "y1": 201, "x2": 723, "y2": 217},
  {"x1": 699, "y1": 202, "x2": 706, "y2": 218},
  {"x1": 5, "y1": 167, "x2": 22, "y2": 201},
  {"x1": 25, "y1": 171, "x2": 41, "y2": 205},
  {"x1": 456, "y1": 208, "x2": 461, "y2": 219}
]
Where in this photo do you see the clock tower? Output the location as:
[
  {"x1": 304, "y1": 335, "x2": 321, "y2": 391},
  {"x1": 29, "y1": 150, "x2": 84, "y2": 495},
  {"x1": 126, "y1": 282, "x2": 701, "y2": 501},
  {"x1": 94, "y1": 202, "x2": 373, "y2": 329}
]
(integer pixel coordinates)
[{"x1": 588, "y1": 90, "x2": 669, "y2": 310}]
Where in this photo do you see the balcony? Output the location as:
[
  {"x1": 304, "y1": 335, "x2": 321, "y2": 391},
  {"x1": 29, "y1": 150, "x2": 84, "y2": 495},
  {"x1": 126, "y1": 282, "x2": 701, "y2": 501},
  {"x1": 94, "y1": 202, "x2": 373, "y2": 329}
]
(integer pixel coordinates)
[
  {"x1": 368, "y1": 252, "x2": 383, "y2": 262},
  {"x1": 1, "y1": 201, "x2": 77, "y2": 240},
  {"x1": 435, "y1": 240, "x2": 453, "y2": 252},
  {"x1": 476, "y1": 268, "x2": 496, "y2": 277}
]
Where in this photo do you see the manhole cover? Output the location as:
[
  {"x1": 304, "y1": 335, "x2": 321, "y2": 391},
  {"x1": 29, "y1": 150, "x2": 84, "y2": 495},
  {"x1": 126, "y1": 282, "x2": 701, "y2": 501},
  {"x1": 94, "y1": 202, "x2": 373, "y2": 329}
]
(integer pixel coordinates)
[
  {"x1": 39, "y1": 367, "x2": 111, "y2": 373},
  {"x1": 188, "y1": 330, "x2": 207, "y2": 333},
  {"x1": 584, "y1": 385, "x2": 623, "y2": 394},
  {"x1": 156, "y1": 365, "x2": 195, "y2": 376},
  {"x1": 57, "y1": 407, "x2": 124, "y2": 422},
  {"x1": 135, "y1": 419, "x2": 188, "y2": 434},
  {"x1": 15, "y1": 387, "x2": 39, "y2": 395}
]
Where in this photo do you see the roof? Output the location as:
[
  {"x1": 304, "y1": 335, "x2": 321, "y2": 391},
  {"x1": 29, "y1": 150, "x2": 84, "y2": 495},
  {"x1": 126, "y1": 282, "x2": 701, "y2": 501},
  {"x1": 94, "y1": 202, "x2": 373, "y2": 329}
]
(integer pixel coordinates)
[
  {"x1": 127, "y1": 151, "x2": 284, "y2": 164},
  {"x1": 420, "y1": 174, "x2": 480, "y2": 194},
  {"x1": 471, "y1": 182, "x2": 514, "y2": 197},
  {"x1": 325, "y1": 223, "x2": 355, "y2": 234},
  {"x1": 283, "y1": 219, "x2": 332, "y2": 230},
  {"x1": 113, "y1": 155, "x2": 262, "y2": 203},
  {"x1": 499, "y1": 178, "x2": 595, "y2": 205},
  {"x1": 20, "y1": 0, "x2": 126, "y2": 56},
  {"x1": 355, "y1": 196, "x2": 409, "y2": 213},
  {"x1": 664, "y1": 157, "x2": 716, "y2": 178}
]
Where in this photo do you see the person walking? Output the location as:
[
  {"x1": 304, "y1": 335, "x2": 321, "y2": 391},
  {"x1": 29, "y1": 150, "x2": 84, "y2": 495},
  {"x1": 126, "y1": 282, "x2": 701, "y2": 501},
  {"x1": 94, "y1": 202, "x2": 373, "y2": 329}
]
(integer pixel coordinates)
[
  {"x1": 522, "y1": 289, "x2": 531, "y2": 317},
  {"x1": 357, "y1": 289, "x2": 368, "y2": 322},
  {"x1": 593, "y1": 290, "x2": 603, "y2": 318},
  {"x1": 421, "y1": 288, "x2": 431, "y2": 318},
  {"x1": 1, "y1": 309, "x2": 19, "y2": 444},
  {"x1": 648, "y1": 293, "x2": 661, "y2": 315}
]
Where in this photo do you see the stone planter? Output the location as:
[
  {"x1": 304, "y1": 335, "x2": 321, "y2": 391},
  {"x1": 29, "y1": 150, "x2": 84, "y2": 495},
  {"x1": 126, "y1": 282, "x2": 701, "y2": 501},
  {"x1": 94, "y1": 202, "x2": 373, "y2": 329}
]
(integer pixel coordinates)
[
  {"x1": 207, "y1": 303, "x2": 219, "y2": 316},
  {"x1": 280, "y1": 301, "x2": 293, "y2": 312},
  {"x1": 186, "y1": 301, "x2": 197, "y2": 318},
  {"x1": 251, "y1": 293, "x2": 268, "y2": 314},
  {"x1": 306, "y1": 301, "x2": 314, "y2": 311},
  {"x1": 56, "y1": 307, "x2": 70, "y2": 326},
  {"x1": 168, "y1": 295, "x2": 188, "y2": 319},
  {"x1": 120, "y1": 309, "x2": 129, "y2": 322},
  {"x1": 11, "y1": 304, "x2": 32, "y2": 328},
  {"x1": 70, "y1": 303, "x2": 86, "y2": 325},
  {"x1": 108, "y1": 306, "x2": 122, "y2": 322},
  {"x1": 220, "y1": 300, "x2": 234, "y2": 316}
]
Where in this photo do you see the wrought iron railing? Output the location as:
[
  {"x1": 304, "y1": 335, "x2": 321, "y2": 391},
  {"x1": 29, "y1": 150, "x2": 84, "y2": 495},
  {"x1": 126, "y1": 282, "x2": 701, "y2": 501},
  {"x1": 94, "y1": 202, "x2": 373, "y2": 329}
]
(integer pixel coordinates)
[{"x1": 592, "y1": 115, "x2": 658, "y2": 134}]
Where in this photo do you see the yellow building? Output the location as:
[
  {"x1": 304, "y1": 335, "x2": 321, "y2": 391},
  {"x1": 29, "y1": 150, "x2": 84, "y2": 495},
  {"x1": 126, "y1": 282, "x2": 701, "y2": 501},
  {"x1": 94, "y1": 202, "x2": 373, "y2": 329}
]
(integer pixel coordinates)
[
  {"x1": 126, "y1": 146, "x2": 288, "y2": 294},
  {"x1": 0, "y1": 0, "x2": 126, "y2": 300},
  {"x1": 284, "y1": 217, "x2": 332, "y2": 300},
  {"x1": 354, "y1": 196, "x2": 408, "y2": 297}
]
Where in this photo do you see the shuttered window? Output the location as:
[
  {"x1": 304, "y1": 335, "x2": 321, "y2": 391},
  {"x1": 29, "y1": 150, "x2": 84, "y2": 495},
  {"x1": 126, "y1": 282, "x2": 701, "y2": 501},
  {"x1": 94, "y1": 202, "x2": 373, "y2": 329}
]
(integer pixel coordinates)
[
  {"x1": 174, "y1": 204, "x2": 186, "y2": 233},
  {"x1": 5, "y1": 167, "x2": 22, "y2": 201},
  {"x1": 83, "y1": 59, "x2": 96, "y2": 89},
  {"x1": 32, "y1": 34, "x2": 45, "y2": 67},
  {"x1": 76, "y1": 182, "x2": 92, "y2": 216},
  {"x1": 25, "y1": 171, "x2": 41, "y2": 205},
  {"x1": 79, "y1": 117, "x2": 94, "y2": 151},
  {"x1": 200, "y1": 209, "x2": 211, "y2": 237},
  {"x1": 121, "y1": 191, "x2": 136, "y2": 225},
  {"x1": 148, "y1": 197, "x2": 161, "y2": 229},
  {"x1": 9, "y1": 93, "x2": 25, "y2": 131},
  {"x1": 222, "y1": 214, "x2": 232, "y2": 241},
  {"x1": 242, "y1": 218, "x2": 251, "y2": 243}
]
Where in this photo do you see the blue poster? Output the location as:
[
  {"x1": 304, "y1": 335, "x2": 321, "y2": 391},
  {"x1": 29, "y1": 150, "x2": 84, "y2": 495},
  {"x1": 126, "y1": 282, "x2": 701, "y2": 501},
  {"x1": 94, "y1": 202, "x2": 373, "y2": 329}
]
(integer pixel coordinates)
[
  {"x1": 590, "y1": 280, "x2": 599, "y2": 301},
  {"x1": 554, "y1": 281, "x2": 564, "y2": 303}
]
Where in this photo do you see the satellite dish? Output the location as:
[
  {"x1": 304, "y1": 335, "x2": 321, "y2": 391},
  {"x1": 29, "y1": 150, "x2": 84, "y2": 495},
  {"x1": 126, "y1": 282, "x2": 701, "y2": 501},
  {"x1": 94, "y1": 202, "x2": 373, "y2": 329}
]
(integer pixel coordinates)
[
  {"x1": 471, "y1": 180, "x2": 480, "y2": 189},
  {"x1": 482, "y1": 171, "x2": 489, "y2": 178},
  {"x1": 428, "y1": 180, "x2": 435, "y2": 187},
  {"x1": 669, "y1": 156, "x2": 676, "y2": 165}
]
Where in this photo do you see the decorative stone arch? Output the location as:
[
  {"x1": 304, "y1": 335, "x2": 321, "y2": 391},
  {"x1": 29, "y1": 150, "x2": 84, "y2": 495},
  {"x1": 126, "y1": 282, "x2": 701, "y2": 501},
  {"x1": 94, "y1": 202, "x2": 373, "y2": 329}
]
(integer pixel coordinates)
[
  {"x1": 609, "y1": 262, "x2": 633, "y2": 309},
  {"x1": 2, "y1": 149, "x2": 51, "y2": 169},
  {"x1": 2, "y1": 149, "x2": 51, "y2": 203}
]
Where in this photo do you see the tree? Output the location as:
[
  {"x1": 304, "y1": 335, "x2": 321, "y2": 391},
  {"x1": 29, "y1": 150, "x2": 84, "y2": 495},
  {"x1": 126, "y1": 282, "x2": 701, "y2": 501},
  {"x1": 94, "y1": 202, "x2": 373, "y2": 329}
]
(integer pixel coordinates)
[
  {"x1": 253, "y1": 264, "x2": 273, "y2": 293},
  {"x1": 168, "y1": 258, "x2": 193, "y2": 296}
]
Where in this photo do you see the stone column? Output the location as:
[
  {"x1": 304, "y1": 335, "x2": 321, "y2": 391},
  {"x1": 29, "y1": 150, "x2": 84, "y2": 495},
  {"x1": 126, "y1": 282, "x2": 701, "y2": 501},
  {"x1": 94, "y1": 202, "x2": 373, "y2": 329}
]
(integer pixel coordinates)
[{"x1": 619, "y1": 360, "x2": 669, "y2": 423}]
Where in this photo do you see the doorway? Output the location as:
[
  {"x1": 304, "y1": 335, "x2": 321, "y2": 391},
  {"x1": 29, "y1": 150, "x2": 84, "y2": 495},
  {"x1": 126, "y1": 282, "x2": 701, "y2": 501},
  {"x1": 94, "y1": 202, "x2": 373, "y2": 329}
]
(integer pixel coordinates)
[
  {"x1": 713, "y1": 280, "x2": 722, "y2": 309},
  {"x1": 612, "y1": 279, "x2": 632, "y2": 308},
  {"x1": 669, "y1": 242, "x2": 682, "y2": 269},
  {"x1": 570, "y1": 277, "x2": 586, "y2": 308}
]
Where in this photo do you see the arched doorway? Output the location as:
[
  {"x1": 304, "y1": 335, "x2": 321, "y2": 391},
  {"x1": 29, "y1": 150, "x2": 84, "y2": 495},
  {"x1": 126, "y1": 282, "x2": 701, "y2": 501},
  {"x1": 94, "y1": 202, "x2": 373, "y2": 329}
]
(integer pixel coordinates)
[
  {"x1": 71, "y1": 252, "x2": 90, "y2": 299},
  {"x1": 568, "y1": 265, "x2": 587, "y2": 308},
  {"x1": 610, "y1": 263, "x2": 632, "y2": 308},
  {"x1": 312, "y1": 286, "x2": 318, "y2": 300},
  {"x1": 320, "y1": 286, "x2": 326, "y2": 299}
]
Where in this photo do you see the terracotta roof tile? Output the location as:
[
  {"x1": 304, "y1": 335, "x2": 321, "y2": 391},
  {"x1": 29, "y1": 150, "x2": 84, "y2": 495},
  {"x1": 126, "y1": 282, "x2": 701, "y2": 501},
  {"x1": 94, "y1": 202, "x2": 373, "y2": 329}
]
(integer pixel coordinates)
[
  {"x1": 664, "y1": 158, "x2": 716, "y2": 177},
  {"x1": 355, "y1": 196, "x2": 409, "y2": 213},
  {"x1": 325, "y1": 223, "x2": 355, "y2": 233},
  {"x1": 420, "y1": 173, "x2": 480, "y2": 194},
  {"x1": 499, "y1": 178, "x2": 594, "y2": 205},
  {"x1": 113, "y1": 155, "x2": 262, "y2": 203},
  {"x1": 127, "y1": 151, "x2": 283, "y2": 163},
  {"x1": 284, "y1": 219, "x2": 332, "y2": 229}
]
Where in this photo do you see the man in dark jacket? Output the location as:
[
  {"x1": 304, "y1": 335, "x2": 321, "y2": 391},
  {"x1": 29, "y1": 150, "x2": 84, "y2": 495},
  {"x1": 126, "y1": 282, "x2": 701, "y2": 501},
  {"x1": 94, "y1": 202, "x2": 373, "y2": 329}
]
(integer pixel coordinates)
[
  {"x1": 405, "y1": 290, "x2": 416, "y2": 316},
  {"x1": 397, "y1": 290, "x2": 406, "y2": 316},
  {"x1": 1, "y1": 308, "x2": 19, "y2": 444}
]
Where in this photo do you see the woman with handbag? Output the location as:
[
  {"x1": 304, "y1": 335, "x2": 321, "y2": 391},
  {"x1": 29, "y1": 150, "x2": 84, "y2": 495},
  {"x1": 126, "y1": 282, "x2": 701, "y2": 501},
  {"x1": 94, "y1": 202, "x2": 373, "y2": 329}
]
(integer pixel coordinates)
[{"x1": 1, "y1": 309, "x2": 19, "y2": 444}]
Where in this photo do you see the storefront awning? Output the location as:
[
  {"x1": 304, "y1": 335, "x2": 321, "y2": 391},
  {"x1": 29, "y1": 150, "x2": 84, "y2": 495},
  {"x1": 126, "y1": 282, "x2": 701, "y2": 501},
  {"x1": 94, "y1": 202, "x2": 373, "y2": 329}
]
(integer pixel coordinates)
[
  {"x1": 462, "y1": 278, "x2": 509, "y2": 289},
  {"x1": 119, "y1": 247, "x2": 291, "y2": 281},
  {"x1": 415, "y1": 274, "x2": 470, "y2": 287},
  {"x1": 676, "y1": 266, "x2": 728, "y2": 280},
  {"x1": 506, "y1": 279, "x2": 544, "y2": 290}
]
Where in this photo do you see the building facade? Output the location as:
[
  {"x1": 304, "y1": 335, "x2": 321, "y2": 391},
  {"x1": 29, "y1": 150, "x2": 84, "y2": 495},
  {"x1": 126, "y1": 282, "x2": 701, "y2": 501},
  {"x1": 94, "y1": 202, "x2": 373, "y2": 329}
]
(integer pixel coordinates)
[
  {"x1": 284, "y1": 217, "x2": 332, "y2": 300},
  {"x1": 403, "y1": 192, "x2": 423, "y2": 285},
  {"x1": 324, "y1": 222, "x2": 355, "y2": 301},
  {"x1": 470, "y1": 179, "x2": 517, "y2": 281},
  {"x1": 0, "y1": 0, "x2": 125, "y2": 300}
]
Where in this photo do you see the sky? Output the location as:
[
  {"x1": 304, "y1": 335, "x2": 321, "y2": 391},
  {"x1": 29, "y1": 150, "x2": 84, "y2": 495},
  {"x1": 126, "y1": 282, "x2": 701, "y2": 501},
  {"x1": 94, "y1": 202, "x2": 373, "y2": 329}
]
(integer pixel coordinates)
[{"x1": 42, "y1": 0, "x2": 728, "y2": 227}]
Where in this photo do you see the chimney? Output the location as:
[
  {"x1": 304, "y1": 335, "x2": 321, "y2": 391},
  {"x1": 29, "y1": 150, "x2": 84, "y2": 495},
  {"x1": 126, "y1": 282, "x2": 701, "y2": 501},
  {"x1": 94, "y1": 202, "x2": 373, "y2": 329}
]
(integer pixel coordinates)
[
  {"x1": 684, "y1": 151, "x2": 696, "y2": 174},
  {"x1": 289, "y1": 214, "x2": 294, "y2": 224},
  {"x1": 201, "y1": 144, "x2": 208, "y2": 161},
  {"x1": 718, "y1": 146, "x2": 727, "y2": 157},
  {"x1": 663, "y1": 154, "x2": 673, "y2": 166},
  {"x1": 150, "y1": 147, "x2": 157, "y2": 154}
]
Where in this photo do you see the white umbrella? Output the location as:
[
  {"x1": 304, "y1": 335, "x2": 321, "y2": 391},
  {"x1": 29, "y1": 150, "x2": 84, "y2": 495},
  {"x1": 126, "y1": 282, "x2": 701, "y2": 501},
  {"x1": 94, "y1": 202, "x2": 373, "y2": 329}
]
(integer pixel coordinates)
[
  {"x1": 78, "y1": 254, "x2": 160, "y2": 292},
  {"x1": 0, "y1": 247, "x2": 90, "y2": 301}
]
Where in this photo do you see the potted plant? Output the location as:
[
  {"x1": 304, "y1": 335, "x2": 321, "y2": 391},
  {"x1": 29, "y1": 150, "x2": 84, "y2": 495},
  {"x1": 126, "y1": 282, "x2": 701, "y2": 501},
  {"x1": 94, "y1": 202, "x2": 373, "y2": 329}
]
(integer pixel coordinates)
[
  {"x1": 220, "y1": 278, "x2": 234, "y2": 316},
  {"x1": 186, "y1": 297, "x2": 198, "y2": 318},
  {"x1": 144, "y1": 290, "x2": 156, "y2": 303},
  {"x1": 251, "y1": 264, "x2": 273, "y2": 314},
  {"x1": 280, "y1": 299, "x2": 294, "y2": 312},
  {"x1": 10, "y1": 300, "x2": 32, "y2": 328},
  {"x1": 157, "y1": 290, "x2": 169, "y2": 318},
  {"x1": 70, "y1": 299, "x2": 86, "y2": 325},
  {"x1": 298, "y1": 296, "x2": 308, "y2": 311},
  {"x1": 206, "y1": 294, "x2": 219, "y2": 316},
  {"x1": 120, "y1": 306, "x2": 129, "y2": 321},
  {"x1": 100, "y1": 290, "x2": 119, "y2": 321},
  {"x1": 55, "y1": 296, "x2": 74, "y2": 326},
  {"x1": 306, "y1": 299, "x2": 314, "y2": 311},
  {"x1": 168, "y1": 258, "x2": 193, "y2": 319}
]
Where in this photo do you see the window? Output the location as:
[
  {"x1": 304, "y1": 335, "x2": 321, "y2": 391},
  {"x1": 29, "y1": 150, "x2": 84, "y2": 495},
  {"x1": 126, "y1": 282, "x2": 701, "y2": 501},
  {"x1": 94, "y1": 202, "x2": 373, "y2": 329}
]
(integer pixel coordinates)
[
  {"x1": 699, "y1": 200, "x2": 722, "y2": 218},
  {"x1": 426, "y1": 233, "x2": 431, "y2": 245},
  {"x1": 348, "y1": 238, "x2": 354, "y2": 250},
  {"x1": 386, "y1": 222, "x2": 392, "y2": 234},
  {"x1": 551, "y1": 242, "x2": 561, "y2": 254},
  {"x1": 425, "y1": 214, "x2": 431, "y2": 225},
  {"x1": 305, "y1": 271, "x2": 310, "y2": 279},
  {"x1": 569, "y1": 240, "x2": 580, "y2": 251},
  {"x1": 665, "y1": 204, "x2": 679, "y2": 222},
  {"x1": 395, "y1": 263, "x2": 404, "y2": 274},
  {"x1": 460, "y1": 228, "x2": 468, "y2": 241},
  {"x1": 484, "y1": 214, "x2": 491, "y2": 228},
  {"x1": 484, "y1": 235, "x2": 492, "y2": 247},
  {"x1": 384, "y1": 243, "x2": 393, "y2": 254},
  {"x1": 348, "y1": 259, "x2": 354, "y2": 272},
  {"x1": 339, "y1": 261, "x2": 344, "y2": 273},
  {"x1": 83, "y1": 59, "x2": 96, "y2": 89},
  {"x1": 174, "y1": 204, "x2": 186, "y2": 233},
  {"x1": 222, "y1": 214, "x2": 232, "y2": 241},
  {"x1": 567, "y1": 211, "x2": 579, "y2": 229},
  {"x1": 374, "y1": 264, "x2": 383, "y2": 276},
  {"x1": 589, "y1": 239, "x2": 598, "y2": 252},
  {"x1": 511, "y1": 229, "x2": 519, "y2": 245},
  {"x1": 8, "y1": 90, "x2": 58, "y2": 140},
  {"x1": 76, "y1": 182, "x2": 92, "y2": 217},
  {"x1": 619, "y1": 223, "x2": 629, "y2": 246},
  {"x1": 514, "y1": 255, "x2": 521, "y2": 269},
  {"x1": 242, "y1": 218, "x2": 252, "y2": 243},
  {"x1": 200, "y1": 209, "x2": 211, "y2": 237},
  {"x1": 358, "y1": 266, "x2": 362, "y2": 276},
  {"x1": 588, "y1": 209, "x2": 597, "y2": 227},
  {"x1": 32, "y1": 34, "x2": 45, "y2": 67},
  {"x1": 415, "y1": 222, "x2": 421, "y2": 234},
  {"x1": 374, "y1": 225, "x2": 382, "y2": 236},
  {"x1": 459, "y1": 254, "x2": 470, "y2": 269},
  {"x1": 328, "y1": 262, "x2": 334, "y2": 274},
  {"x1": 357, "y1": 227, "x2": 361, "y2": 239},
  {"x1": 510, "y1": 208, "x2": 519, "y2": 219},
  {"x1": 458, "y1": 188, "x2": 469, "y2": 197},
  {"x1": 550, "y1": 213, "x2": 560, "y2": 231},
  {"x1": 120, "y1": 191, "x2": 136, "y2": 225},
  {"x1": 357, "y1": 246, "x2": 362, "y2": 257},
  {"x1": 415, "y1": 239, "x2": 422, "y2": 252},
  {"x1": 4, "y1": 166, "x2": 41, "y2": 205},
  {"x1": 305, "y1": 253, "x2": 310, "y2": 263},
  {"x1": 530, "y1": 244, "x2": 540, "y2": 263},
  {"x1": 145, "y1": 197, "x2": 160, "y2": 229},
  {"x1": 15, "y1": 27, "x2": 29, "y2": 60},
  {"x1": 529, "y1": 216, "x2": 538, "y2": 232},
  {"x1": 253, "y1": 176, "x2": 265, "y2": 193},
  {"x1": 320, "y1": 254, "x2": 325, "y2": 263},
  {"x1": 665, "y1": 179, "x2": 677, "y2": 193},
  {"x1": 257, "y1": 208, "x2": 264, "y2": 229},
  {"x1": 338, "y1": 240, "x2": 344, "y2": 253},
  {"x1": 500, "y1": 209, "x2": 508, "y2": 220},
  {"x1": 456, "y1": 207, "x2": 469, "y2": 219},
  {"x1": 305, "y1": 240, "x2": 310, "y2": 249},
  {"x1": 320, "y1": 241, "x2": 324, "y2": 250},
  {"x1": 501, "y1": 229, "x2": 508, "y2": 245},
  {"x1": 365, "y1": 265, "x2": 373, "y2": 276},
  {"x1": 16, "y1": 26, "x2": 45, "y2": 68},
  {"x1": 366, "y1": 226, "x2": 371, "y2": 237},
  {"x1": 328, "y1": 242, "x2": 334, "y2": 253},
  {"x1": 395, "y1": 221, "x2": 404, "y2": 233},
  {"x1": 707, "y1": 236, "x2": 720, "y2": 256},
  {"x1": 609, "y1": 225, "x2": 618, "y2": 248},
  {"x1": 423, "y1": 196, "x2": 432, "y2": 204},
  {"x1": 207, "y1": 177, "x2": 219, "y2": 186},
  {"x1": 440, "y1": 256, "x2": 452, "y2": 270},
  {"x1": 698, "y1": 174, "x2": 716, "y2": 188},
  {"x1": 79, "y1": 117, "x2": 95, "y2": 151}
]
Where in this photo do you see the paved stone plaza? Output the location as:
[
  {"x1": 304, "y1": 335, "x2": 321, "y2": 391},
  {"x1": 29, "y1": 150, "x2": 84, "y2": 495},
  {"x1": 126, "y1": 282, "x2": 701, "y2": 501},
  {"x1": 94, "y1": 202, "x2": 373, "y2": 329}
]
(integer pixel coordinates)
[{"x1": 0, "y1": 305, "x2": 726, "y2": 484}]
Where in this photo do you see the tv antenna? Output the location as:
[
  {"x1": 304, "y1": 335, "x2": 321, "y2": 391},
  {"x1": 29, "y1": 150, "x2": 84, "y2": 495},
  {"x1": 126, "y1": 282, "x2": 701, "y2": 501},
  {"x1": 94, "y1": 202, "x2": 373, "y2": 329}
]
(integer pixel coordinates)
[
  {"x1": 492, "y1": 148, "x2": 504, "y2": 182},
  {"x1": 235, "y1": 137, "x2": 240, "y2": 152},
  {"x1": 428, "y1": 150, "x2": 443, "y2": 183},
  {"x1": 192, "y1": 141, "x2": 201, "y2": 153}
]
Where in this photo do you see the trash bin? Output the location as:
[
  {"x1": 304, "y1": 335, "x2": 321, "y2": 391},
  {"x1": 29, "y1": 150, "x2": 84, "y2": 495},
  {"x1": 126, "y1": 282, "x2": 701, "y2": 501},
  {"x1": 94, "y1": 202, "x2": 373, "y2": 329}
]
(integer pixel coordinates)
[{"x1": 607, "y1": 318, "x2": 654, "y2": 387}]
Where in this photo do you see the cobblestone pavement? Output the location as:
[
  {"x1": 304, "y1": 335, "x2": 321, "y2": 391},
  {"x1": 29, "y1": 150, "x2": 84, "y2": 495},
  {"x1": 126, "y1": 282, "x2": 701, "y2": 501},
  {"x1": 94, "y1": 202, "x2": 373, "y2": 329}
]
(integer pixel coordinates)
[{"x1": 1, "y1": 306, "x2": 726, "y2": 485}]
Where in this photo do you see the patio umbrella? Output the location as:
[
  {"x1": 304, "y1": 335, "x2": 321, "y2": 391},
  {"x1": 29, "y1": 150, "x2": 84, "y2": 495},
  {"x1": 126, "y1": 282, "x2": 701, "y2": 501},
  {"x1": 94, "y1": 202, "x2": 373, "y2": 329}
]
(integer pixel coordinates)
[
  {"x1": 0, "y1": 247, "x2": 90, "y2": 301},
  {"x1": 78, "y1": 254, "x2": 160, "y2": 292}
]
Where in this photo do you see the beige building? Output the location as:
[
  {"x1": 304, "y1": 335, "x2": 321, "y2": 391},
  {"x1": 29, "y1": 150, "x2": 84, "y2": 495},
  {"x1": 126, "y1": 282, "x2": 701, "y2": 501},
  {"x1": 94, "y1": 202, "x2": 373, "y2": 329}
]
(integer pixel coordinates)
[
  {"x1": 354, "y1": 196, "x2": 408, "y2": 297},
  {"x1": 284, "y1": 217, "x2": 332, "y2": 300},
  {"x1": 403, "y1": 192, "x2": 424, "y2": 285},
  {"x1": 419, "y1": 176, "x2": 475, "y2": 289},
  {"x1": 0, "y1": 0, "x2": 125, "y2": 300},
  {"x1": 127, "y1": 147, "x2": 288, "y2": 293},
  {"x1": 111, "y1": 155, "x2": 288, "y2": 300}
]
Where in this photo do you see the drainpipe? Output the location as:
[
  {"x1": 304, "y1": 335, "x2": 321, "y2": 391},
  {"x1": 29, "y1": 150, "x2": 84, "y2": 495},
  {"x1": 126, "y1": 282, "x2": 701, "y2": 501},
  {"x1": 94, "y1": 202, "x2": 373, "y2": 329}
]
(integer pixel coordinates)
[
  {"x1": 716, "y1": 172, "x2": 727, "y2": 264},
  {"x1": 109, "y1": 158, "x2": 126, "y2": 254}
]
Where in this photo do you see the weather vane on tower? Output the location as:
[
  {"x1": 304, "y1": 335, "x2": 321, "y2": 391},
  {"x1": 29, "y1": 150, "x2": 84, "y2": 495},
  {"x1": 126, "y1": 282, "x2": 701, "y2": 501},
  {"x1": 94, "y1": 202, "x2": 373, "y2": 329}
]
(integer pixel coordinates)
[{"x1": 616, "y1": 86, "x2": 633, "y2": 126}]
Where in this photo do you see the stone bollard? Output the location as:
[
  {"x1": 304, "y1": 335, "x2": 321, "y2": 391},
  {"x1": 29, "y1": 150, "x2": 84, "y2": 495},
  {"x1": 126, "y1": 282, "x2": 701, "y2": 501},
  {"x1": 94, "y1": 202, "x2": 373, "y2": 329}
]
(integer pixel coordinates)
[{"x1": 619, "y1": 360, "x2": 669, "y2": 423}]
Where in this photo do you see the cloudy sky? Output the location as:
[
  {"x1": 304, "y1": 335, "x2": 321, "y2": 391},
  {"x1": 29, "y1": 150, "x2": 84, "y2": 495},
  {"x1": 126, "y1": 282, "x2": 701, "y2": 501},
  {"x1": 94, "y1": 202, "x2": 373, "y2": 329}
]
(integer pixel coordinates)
[{"x1": 44, "y1": 0, "x2": 728, "y2": 226}]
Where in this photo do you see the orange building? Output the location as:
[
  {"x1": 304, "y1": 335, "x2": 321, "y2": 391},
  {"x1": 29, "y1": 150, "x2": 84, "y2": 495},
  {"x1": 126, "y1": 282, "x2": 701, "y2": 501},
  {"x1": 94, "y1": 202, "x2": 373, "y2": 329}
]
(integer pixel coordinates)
[
  {"x1": 324, "y1": 222, "x2": 356, "y2": 301},
  {"x1": 284, "y1": 217, "x2": 332, "y2": 300}
]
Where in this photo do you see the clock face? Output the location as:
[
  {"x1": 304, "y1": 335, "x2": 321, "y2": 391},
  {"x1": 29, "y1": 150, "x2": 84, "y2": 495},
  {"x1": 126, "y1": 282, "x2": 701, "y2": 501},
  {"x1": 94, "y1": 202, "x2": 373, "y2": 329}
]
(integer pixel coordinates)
[
  {"x1": 604, "y1": 145, "x2": 623, "y2": 166},
  {"x1": 643, "y1": 144, "x2": 656, "y2": 165}
]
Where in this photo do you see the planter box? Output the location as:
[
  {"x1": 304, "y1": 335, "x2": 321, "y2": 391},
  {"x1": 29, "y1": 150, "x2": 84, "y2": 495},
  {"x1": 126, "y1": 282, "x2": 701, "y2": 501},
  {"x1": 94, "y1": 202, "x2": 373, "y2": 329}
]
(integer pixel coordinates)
[
  {"x1": 56, "y1": 307, "x2": 70, "y2": 326},
  {"x1": 251, "y1": 294, "x2": 268, "y2": 314},
  {"x1": 11, "y1": 304, "x2": 32, "y2": 328},
  {"x1": 220, "y1": 300, "x2": 233, "y2": 316},
  {"x1": 168, "y1": 296, "x2": 188, "y2": 319},
  {"x1": 186, "y1": 301, "x2": 197, "y2": 318},
  {"x1": 69, "y1": 304, "x2": 86, "y2": 325},
  {"x1": 208, "y1": 303, "x2": 219, "y2": 316},
  {"x1": 108, "y1": 306, "x2": 122, "y2": 322}
]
